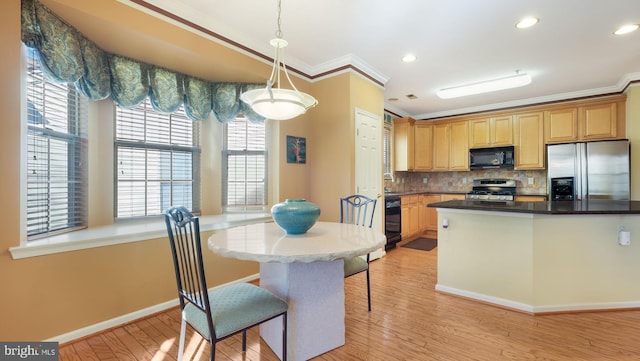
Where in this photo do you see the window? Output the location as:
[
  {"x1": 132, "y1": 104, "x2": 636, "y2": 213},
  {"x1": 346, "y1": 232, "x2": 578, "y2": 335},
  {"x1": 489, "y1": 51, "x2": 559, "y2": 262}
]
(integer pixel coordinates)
[
  {"x1": 25, "y1": 48, "x2": 88, "y2": 239},
  {"x1": 383, "y1": 120, "x2": 392, "y2": 175},
  {"x1": 115, "y1": 99, "x2": 200, "y2": 218},
  {"x1": 223, "y1": 117, "x2": 267, "y2": 211}
]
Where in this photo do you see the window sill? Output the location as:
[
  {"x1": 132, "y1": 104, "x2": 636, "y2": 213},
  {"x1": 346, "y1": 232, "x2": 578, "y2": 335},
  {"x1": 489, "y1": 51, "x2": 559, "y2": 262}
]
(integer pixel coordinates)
[{"x1": 9, "y1": 213, "x2": 273, "y2": 260}]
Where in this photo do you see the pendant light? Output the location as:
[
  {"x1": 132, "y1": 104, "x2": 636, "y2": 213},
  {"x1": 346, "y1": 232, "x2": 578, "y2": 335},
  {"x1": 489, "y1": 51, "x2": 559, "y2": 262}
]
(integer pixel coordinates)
[{"x1": 240, "y1": 0, "x2": 318, "y2": 120}]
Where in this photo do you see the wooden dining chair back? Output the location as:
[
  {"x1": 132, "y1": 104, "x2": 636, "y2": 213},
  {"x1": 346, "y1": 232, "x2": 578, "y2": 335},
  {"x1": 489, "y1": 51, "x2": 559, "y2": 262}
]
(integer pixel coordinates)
[
  {"x1": 339, "y1": 194, "x2": 377, "y2": 311},
  {"x1": 164, "y1": 206, "x2": 289, "y2": 360}
]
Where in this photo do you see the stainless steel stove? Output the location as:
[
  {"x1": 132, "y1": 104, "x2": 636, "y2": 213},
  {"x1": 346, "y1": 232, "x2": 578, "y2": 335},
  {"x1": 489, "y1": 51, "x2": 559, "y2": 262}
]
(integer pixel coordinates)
[{"x1": 465, "y1": 179, "x2": 516, "y2": 201}]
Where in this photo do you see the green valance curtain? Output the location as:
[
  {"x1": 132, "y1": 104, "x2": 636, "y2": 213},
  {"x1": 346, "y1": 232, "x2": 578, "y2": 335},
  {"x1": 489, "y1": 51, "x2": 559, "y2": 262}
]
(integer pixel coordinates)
[{"x1": 20, "y1": 0, "x2": 266, "y2": 122}]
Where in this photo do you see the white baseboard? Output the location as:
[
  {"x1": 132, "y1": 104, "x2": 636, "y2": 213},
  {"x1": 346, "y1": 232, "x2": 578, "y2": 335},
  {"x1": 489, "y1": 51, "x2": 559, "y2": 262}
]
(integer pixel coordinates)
[
  {"x1": 435, "y1": 284, "x2": 534, "y2": 313},
  {"x1": 435, "y1": 284, "x2": 640, "y2": 314},
  {"x1": 46, "y1": 274, "x2": 260, "y2": 344}
]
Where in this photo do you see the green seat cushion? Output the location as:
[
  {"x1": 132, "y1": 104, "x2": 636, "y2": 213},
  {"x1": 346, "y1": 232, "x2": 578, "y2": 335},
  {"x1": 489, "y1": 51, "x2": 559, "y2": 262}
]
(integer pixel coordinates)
[
  {"x1": 184, "y1": 283, "x2": 287, "y2": 340},
  {"x1": 344, "y1": 256, "x2": 368, "y2": 277}
]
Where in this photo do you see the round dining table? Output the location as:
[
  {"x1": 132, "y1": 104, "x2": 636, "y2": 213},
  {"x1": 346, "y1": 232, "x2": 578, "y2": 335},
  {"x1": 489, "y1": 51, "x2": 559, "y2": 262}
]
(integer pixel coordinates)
[{"x1": 208, "y1": 221, "x2": 386, "y2": 361}]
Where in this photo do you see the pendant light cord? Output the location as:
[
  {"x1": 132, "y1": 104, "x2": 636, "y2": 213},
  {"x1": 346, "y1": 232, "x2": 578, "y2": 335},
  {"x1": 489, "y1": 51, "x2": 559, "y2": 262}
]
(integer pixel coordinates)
[{"x1": 276, "y1": 0, "x2": 283, "y2": 39}]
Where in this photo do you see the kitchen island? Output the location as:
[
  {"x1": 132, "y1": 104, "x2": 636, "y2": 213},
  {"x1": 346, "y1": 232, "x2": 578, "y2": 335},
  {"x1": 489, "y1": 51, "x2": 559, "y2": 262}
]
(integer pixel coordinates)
[{"x1": 429, "y1": 199, "x2": 640, "y2": 314}]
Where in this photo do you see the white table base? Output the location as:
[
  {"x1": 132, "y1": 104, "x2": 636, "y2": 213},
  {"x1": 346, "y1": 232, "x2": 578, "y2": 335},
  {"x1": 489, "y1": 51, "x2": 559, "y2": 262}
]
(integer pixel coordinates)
[{"x1": 259, "y1": 260, "x2": 345, "y2": 361}]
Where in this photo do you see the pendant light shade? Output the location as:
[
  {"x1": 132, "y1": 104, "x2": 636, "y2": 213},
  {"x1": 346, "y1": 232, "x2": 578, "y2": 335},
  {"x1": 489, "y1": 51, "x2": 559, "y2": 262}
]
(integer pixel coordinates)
[{"x1": 240, "y1": 1, "x2": 317, "y2": 120}]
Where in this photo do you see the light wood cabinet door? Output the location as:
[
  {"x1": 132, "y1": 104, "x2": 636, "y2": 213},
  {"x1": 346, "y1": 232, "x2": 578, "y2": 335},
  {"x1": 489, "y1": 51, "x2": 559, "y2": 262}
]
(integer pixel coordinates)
[
  {"x1": 580, "y1": 102, "x2": 617, "y2": 140},
  {"x1": 432, "y1": 123, "x2": 450, "y2": 171},
  {"x1": 414, "y1": 123, "x2": 434, "y2": 171},
  {"x1": 421, "y1": 195, "x2": 441, "y2": 232},
  {"x1": 515, "y1": 195, "x2": 547, "y2": 202},
  {"x1": 469, "y1": 118, "x2": 491, "y2": 148},
  {"x1": 514, "y1": 111, "x2": 545, "y2": 170},
  {"x1": 401, "y1": 195, "x2": 420, "y2": 238},
  {"x1": 393, "y1": 117, "x2": 415, "y2": 171},
  {"x1": 545, "y1": 107, "x2": 578, "y2": 143},
  {"x1": 440, "y1": 194, "x2": 466, "y2": 201},
  {"x1": 400, "y1": 205, "x2": 410, "y2": 239},
  {"x1": 469, "y1": 116, "x2": 512, "y2": 148},
  {"x1": 492, "y1": 115, "x2": 513, "y2": 146},
  {"x1": 449, "y1": 121, "x2": 469, "y2": 170}
]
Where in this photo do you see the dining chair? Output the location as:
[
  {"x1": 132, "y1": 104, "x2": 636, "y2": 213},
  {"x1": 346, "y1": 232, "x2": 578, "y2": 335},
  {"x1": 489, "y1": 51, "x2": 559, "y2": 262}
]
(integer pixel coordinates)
[
  {"x1": 164, "y1": 206, "x2": 289, "y2": 361},
  {"x1": 339, "y1": 194, "x2": 377, "y2": 312}
]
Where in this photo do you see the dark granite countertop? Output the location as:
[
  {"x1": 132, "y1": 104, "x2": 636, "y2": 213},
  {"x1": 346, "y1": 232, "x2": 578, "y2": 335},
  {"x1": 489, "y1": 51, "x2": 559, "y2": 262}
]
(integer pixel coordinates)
[{"x1": 428, "y1": 199, "x2": 640, "y2": 215}]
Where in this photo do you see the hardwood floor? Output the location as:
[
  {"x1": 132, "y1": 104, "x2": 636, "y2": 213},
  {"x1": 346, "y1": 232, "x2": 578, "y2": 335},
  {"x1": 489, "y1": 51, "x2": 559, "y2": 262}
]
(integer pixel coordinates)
[{"x1": 60, "y1": 245, "x2": 640, "y2": 360}]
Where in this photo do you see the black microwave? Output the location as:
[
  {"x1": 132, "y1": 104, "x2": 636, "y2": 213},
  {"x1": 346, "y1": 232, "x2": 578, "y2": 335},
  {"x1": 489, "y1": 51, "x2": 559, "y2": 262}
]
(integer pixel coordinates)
[{"x1": 469, "y1": 146, "x2": 515, "y2": 169}]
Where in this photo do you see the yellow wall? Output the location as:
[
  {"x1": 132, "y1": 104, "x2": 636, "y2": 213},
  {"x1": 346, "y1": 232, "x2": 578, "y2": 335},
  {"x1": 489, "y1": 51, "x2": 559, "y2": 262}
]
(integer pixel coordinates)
[{"x1": 308, "y1": 73, "x2": 384, "y2": 223}]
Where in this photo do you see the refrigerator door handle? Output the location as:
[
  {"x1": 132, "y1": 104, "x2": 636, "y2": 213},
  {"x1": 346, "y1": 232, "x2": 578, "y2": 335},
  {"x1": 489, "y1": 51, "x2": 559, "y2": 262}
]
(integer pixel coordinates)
[{"x1": 578, "y1": 142, "x2": 587, "y2": 200}]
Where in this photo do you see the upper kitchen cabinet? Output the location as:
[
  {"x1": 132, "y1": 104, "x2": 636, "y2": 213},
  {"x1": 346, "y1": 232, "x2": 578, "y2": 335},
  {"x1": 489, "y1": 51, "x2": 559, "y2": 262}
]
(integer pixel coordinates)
[
  {"x1": 544, "y1": 95, "x2": 626, "y2": 143},
  {"x1": 514, "y1": 111, "x2": 544, "y2": 170},
  {"x1": 449, "y1": 121, "x2": 469, "y2": 170},
  {"x1": 579, "y1": 99, "x2": 624, "y2": 140},
  {"x1": 393, "y1": 117, "x2": 415, "y2": 171},
  {"x1": 432, "y1": 123, "x2": 450, "y2": 171},
  {"x1": 544, "y1": 107, "x2": 579, "y2": 143},
  {"x1": 394, "y1": 117, "x2": 433, "y2": 171},
  {"x1": 432, "y1": 121, "x2": 468, "y2": 171},
  {"x1": 469, "y1": 115, "x2": 513, "y2": 148},
  {"x1": 414, "y1": 122, "x2": 434, "y2": 171}
]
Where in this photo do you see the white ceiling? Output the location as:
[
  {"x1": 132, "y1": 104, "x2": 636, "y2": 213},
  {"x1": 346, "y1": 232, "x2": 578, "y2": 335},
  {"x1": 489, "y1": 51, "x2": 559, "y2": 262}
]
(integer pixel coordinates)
[{"x1": 135, "y1": 0, "x2": 640, "y2": 119}]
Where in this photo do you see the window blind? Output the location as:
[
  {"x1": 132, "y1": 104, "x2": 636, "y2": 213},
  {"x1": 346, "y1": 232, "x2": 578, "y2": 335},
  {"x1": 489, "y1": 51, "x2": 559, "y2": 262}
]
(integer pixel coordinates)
[
  {"x1": 26, "y1": 48, "x2": 88, "y2": 239},
  {"x1": 223, "y1": 117, "x2": 267, "y2": 210},
  {"x1": 115, "y1": 99, "x2": 200, "y2": 218},
  {"x1": 383, "y1": 123, "x2": 392, "y2": 174}
]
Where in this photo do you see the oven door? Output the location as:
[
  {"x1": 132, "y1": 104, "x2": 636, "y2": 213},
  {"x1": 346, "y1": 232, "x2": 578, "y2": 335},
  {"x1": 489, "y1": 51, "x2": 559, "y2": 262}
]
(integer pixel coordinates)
[{"x1": 384, "y1": 199, "x2": 401, "y2": 248}]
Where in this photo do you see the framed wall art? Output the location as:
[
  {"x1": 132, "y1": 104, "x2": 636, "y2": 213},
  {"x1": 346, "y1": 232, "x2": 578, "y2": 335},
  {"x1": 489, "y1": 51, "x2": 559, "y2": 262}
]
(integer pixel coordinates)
[{"x1": 286, "y1": 135, "x2": 306, "y2": 164}]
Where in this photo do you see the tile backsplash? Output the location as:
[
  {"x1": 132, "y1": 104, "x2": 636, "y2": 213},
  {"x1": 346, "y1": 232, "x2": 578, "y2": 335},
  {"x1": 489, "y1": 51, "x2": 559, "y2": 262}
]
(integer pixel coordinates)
[{"x1": 386, "y1": 169, "x2": 547, "y2": 195}]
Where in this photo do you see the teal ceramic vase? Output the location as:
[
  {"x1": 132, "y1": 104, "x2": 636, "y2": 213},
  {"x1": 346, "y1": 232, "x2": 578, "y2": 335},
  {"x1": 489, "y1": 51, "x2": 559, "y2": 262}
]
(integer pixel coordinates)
[{"x1": 271, "y1": 199, "x2": 321, "y2": 234}]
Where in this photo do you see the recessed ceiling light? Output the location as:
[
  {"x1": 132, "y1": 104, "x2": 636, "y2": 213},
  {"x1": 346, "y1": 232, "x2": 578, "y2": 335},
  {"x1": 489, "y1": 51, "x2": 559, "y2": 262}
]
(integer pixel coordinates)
[
  {"x1": 388, "y1": 98, "x2": 399, "y2": 102},
  {"x1": 402, "y1": 54, "x2": 417, "y2": 63},
  {"x1": 516, "y1": 17, "x2": 539, "y2": 29},
  {"x1": 614, "y1": 24, "x2": 639, "y2": 35}
]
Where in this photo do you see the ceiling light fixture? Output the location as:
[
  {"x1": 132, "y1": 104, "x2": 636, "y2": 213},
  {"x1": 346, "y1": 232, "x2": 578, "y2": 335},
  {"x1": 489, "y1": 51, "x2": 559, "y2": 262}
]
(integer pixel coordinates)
[
  {"x1": 516, "y1": 17, "x2": 539, "y2": 29},
  {"x1": 614, "y1": 24, "x2": 639, "y2": 35},
  {"x1": 240, "y1": 0, "x2": 317, "y2": 120},
  {"x1": 402, "y1": 54, "x2": 417, "y2": 63},
  {"x1": 437, "y1": 72, "x2": 532, "y2": 99}
]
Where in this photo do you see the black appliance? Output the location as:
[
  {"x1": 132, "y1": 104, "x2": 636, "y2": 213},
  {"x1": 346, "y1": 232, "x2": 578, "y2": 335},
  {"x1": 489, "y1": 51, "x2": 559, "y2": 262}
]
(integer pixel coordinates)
[
  {"x1": 550, "y1": 177, "x2": 575, "y2": 201},
  {"x1": 384, "y1": 195, "x2": 401, "y2": 249},
  {"x1": 465, "y1": 178, "x2": 516, "y2": 202},
  {"x1": 469, "y1": 146, "x2": 515, "y2": 169}
]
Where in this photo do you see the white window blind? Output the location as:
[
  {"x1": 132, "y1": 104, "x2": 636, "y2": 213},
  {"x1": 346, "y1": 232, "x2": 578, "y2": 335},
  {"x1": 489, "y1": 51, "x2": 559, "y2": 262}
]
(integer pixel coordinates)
[
  {"x1": 115, "y1": 99, "x2": 200, "y2": 218},
  {"x1": 383, "y1": 123, "x2": 392, "y2": 174},
  {"x1": 223, "y1": 117, "x2": 267, "y2": 211},
  {"x1": 25, "y1": 48, "x2": 88, "y2": 239}
]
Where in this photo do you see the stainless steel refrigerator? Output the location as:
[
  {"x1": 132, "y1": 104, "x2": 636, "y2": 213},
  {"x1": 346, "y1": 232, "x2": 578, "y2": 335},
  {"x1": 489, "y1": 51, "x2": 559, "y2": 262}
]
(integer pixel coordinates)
[{"x1": 547, "y1": 140, "x2": 630, "y2": 200}]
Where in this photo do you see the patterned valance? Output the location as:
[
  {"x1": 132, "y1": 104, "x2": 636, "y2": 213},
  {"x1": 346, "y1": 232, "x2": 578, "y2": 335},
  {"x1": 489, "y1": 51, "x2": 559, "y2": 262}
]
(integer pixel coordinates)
[{"x1": 20, "y1": 0, "x2": 265, "y2": 122}]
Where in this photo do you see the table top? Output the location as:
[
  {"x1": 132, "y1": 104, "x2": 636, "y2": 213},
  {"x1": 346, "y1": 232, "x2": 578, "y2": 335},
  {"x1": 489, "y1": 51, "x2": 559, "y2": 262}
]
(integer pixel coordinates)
[{"x1": 208, "y1": 221, "x2": 387, "y2": 263}]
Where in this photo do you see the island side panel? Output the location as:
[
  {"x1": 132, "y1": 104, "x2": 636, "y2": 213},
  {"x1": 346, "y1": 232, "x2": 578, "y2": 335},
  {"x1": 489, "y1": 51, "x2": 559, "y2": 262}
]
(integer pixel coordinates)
[
  {"x1": 435, "y1": 209, "x2": 535, "y2": 311},
  {"x1": 532, "y1": 214, "x2": 640, "y2": 312}
]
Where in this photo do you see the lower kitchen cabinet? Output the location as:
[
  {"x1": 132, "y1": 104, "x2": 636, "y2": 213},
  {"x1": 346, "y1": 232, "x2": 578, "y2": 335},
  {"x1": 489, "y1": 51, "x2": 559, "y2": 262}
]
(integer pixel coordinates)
[
  {"x1": 401, "y1": 195, "x2": 421, "y2": 239},
  {"x1": 421, "y1": 195, "x2": 441, "y2": 233},
  {"x1": 515, "y1": 195, "x2": 547, "y2": 202}
]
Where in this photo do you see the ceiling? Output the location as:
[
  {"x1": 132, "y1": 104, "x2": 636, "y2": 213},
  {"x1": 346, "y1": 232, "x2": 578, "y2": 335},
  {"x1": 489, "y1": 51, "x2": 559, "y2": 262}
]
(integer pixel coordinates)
[{"x1": 133, "y1": 0, "x2": 640, "y2": 119}]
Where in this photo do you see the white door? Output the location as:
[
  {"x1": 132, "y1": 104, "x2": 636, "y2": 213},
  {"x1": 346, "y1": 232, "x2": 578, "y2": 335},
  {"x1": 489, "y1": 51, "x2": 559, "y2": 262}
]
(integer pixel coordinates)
[{"x1": 355, "y1": 108, "x2": 385, "y2": 259}]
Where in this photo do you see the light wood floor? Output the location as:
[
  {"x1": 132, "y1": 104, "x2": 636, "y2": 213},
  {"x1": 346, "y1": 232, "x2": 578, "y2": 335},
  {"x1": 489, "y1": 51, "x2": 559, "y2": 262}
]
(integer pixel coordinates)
[{"x1": 60, "y1": 244, "x2": 640, "y2": 361}]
